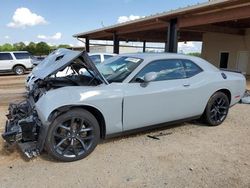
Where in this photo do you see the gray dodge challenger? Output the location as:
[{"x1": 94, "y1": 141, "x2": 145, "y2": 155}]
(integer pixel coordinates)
[{"x1": 2, "y1": 49, "x2": 246, "y2": 162}]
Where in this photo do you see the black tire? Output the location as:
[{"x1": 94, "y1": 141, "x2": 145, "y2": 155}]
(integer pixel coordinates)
[
  {"x1": 203, "y1": 92, "x2": 230, "y2": 126},
  {"x1": 45, "y1": 109, "x2": 100, "y2": 162},
  {"x1": 13, "y1": 65, "x2": 25, "y2": 75}
]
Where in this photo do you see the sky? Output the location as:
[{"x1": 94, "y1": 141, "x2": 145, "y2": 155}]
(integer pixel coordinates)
[{"x1": 0, "y1": 0, "x2": 207, "y2": 52}]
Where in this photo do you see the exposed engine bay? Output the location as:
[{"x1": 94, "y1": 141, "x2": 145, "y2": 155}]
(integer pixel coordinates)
[
  {"x1": 29, "y1": 64, "x2": 102, "y2": 102},
  {"x1": 2, "y1": 49, "x2": 105, "y2": 158}
]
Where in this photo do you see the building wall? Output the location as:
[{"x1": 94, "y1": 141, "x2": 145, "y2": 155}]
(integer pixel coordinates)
[
  {"x1": 89, "y1": 46, "x2": 108, "y2": 53},
  {"x1": 201, "y1": 30, "x2": 250, "y2": 75},
  {"x1": 89, "y1": 45, "x2": 142, "y2": 54}
]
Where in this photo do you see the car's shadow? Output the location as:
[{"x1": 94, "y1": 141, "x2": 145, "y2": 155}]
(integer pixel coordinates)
[
  {"x1": 0, "y1": 72, "x2": 30, "y2": 76},
  {"x1": 39, "y1": 120, "x2": 205, "y2": 163}
]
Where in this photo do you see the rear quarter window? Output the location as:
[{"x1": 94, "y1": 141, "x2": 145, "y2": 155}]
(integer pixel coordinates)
[
  {"x1": 182, "y1": 60, "x2": 203, "y2": 77},
  {"x1": 13, "y1": 52, "x2": 31, "y2": 60},
  {"x1": 0, "y1": 53, "x2": 13, "y2": 60}
]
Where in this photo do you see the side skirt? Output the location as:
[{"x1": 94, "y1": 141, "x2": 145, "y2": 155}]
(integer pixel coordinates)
[{"x1": 105, "y1": 115, "x2": 201, "y2": 139}]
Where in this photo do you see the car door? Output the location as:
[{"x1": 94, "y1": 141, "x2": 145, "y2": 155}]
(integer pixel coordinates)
[
  {"x1": 0, "y1": 53, "x2": 14, "y2": 70},
  {"x1": 13, "y1": 52, "x2": 32, "y2": 68},
  {"x1": 122, "y1": 59, "x2": 204, "y2": 131}
]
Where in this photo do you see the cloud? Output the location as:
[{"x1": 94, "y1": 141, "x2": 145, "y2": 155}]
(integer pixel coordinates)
[
  {"x1": 4, "y1": 35, "x2": 10, "y2": 39},
  {"x1": 117, "y1": 15, "x2": 143, "y2": 23},
  {"x1": 7, "y1": 7, "x2": 47, "y2": 28},
  {"x1": 51, "y1": 32, "x2": 62, "y2": 40},
  {"x1": 23, "y1": 41, "x2": 30, "y2": 45},
  {"x1": 76, "y1": 40, "x2": 84, "y2": 47},
  {"x1": 37, "y1": 32, "x2": 62, "y2": 40},
  {"x1": 47, "y1": 42, "x2": 56, "y2": 46},
  {"x1": 37, "y1": 35, "x2": 46, "y2": 40},
  {"x1": 178, "y1": 42, "x2": 202, "y2": 54}
]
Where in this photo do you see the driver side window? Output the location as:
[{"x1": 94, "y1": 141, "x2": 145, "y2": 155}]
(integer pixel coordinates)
[{"x1": 134, "y1": 59, "x2": 186, "y2": 82}]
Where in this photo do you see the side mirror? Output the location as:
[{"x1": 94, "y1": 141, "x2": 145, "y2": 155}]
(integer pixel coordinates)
[
  {"x1": 144, "y1": 72, "x2": 157, "y2": 82},
  {"x1": 140, "y1": 72, "x2": 157, "y2": 87}
]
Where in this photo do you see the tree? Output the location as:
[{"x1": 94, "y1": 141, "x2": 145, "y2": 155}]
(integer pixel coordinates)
[
  {"x1": 0, "y1": 41, "x2": 73, "y2": 55},
  {"x1": 25, "y1": 42, "x2": 37, "y2": 54},
  {"x1": 36, "y1": 42, "x2": 50, "y2": 56},
  {"x1": 187, "y1": 52, "x2": 201, "y2": 57},
  {"x1": 57, "y1": 44, "x2": 71, "y2": 49},
  {"x1": 1, "y1": 43, "x2": 13, "y2": 51},
  {"x1": 13, "y1": 42, "x2": 26, "y2": 51}
]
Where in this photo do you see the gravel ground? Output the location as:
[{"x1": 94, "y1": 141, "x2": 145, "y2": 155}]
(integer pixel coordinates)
[{"x1": 0, "y1": 74, "x2": 249, "y2": 188}]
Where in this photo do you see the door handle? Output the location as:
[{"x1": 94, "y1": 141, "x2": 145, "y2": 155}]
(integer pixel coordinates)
[{"x1": 183, "y1": 84, "x2": 190, "y2": 87}]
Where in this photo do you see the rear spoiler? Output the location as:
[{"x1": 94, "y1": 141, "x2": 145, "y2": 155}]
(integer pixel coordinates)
[{"x1": 220, "y1": 68, "x2": 242, "y2": 74}]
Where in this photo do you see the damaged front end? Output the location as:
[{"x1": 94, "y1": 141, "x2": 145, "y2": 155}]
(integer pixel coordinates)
[
  {"x1": 2, "y1": 99, "x2": 42, "y2": 158},
  {"x1": 2, "y1": 49, "x2": 107, "y2": 159}
]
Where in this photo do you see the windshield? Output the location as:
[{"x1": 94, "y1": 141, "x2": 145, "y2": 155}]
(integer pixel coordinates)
[{"x1": 97, "y1": 56, "x2": 143, "y2": 83}]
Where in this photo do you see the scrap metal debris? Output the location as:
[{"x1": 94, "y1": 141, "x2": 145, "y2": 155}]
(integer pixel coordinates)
[
  {"x1": 147, "y1": 135, "x2": 160, "y2": 140},
  {"x1": 241, "y1": 90, "x2": 250, "y2": 104},
  {"x1": 147, "y1": 132, "x2": 173, "y2": 140}
]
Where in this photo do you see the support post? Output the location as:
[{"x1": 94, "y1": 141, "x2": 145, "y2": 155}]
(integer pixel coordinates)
[
  {"x1": 165, "y1": 18, "x2": 178, "y2": 53},
  {"x1": 113, "y1": 33, "x2": 119, "y2": 54},
  {"x1": 143, "y1": 41, "x2": 146, "y2": 52},
  {"x1": 164, "y1": 42, "x2": 168, "y2": 53},
  {"x1": 85, "y1": 37, "x2": 90, "y2": 52}
]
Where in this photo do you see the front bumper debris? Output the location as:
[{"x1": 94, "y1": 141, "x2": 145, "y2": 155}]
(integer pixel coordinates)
[
  {"x1": 241, "y1": 90, "x2": 250, "y2": 104},
  {"x1": 2, "y1": 100, "x2": 42, "y2": 158}
]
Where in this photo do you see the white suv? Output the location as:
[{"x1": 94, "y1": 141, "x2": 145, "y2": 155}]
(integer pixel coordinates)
[
  {"x1": 89, "y1": 53, "x2": 116, "y2": 64},
  {"x1": 0, "y1": 51, "x2": 33, "y2": 75}
]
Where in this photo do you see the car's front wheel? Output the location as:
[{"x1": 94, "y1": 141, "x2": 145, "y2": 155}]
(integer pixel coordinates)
[
  {"x1": 203, "y1": 92, "x2": 230, "y2": 126},
  {"x1": 45, "y1": 109, "x2": 100, "y2": 162}
]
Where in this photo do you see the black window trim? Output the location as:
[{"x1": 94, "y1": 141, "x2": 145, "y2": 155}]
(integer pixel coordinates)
[
  {"x1": 13, "y1": 52, "x2": 31, "y2": 60},
  {"x1": 130, "y1": 58, "x2": 203, "y2": 83},
  {"x1": 0, "y1": 52, "x2": 13, "y2": 60}
]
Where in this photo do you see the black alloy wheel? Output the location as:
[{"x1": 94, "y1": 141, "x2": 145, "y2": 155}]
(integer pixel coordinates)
[
  {"x1": 204, "y1": 92, "x2": 230, "y2": 126},
  {"x1": 46, "y1": 109, "x2": 100, "y2": 162}
]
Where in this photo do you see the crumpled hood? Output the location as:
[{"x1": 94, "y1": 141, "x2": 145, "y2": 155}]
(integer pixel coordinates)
[
  {"x1": 29, "y1": 48, "x2": 107, "y2": 85},
  {"x1": 32, "y1": 48, "x2": 82, "y2": 79}
]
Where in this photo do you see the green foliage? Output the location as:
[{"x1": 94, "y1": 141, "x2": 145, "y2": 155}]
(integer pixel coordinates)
[
  {"x1": 0, "y1": 42, "x2": 72, "y2": 56},
  {"x1": 187, "y1": 52, "x2": 201, "y2": 57},
  {"x1": 24, "y1": 42, "x2": 37, "y2": 54},
  {"x1": 1, "y1": 43, "x2": 13, "y2": 51},
  {"x1": 36, "y1": 42, "x2": 51, "y2": 56},
  {"x1": 57, "y1": 44, "x2": 71, "y2": 48},
  {"x1": 13, "y1": 42, "x2": 26, "y2": 51}
]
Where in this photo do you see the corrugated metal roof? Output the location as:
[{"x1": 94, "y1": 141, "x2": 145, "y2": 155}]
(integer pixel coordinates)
[{"x1": 73, "y1": 0, "x2": 231, "y2": 38}]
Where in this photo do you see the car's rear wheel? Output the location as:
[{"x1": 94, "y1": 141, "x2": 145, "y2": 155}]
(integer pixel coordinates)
[
  {"x1": 13, "y1": 65, "x2": 25, "y2": 75},
  {"x1": 203, "y1": 92, "x2": 229, "y2": 126},
  {"x1": 45, "y1": 109, "x2": 100, "y2": 162}
]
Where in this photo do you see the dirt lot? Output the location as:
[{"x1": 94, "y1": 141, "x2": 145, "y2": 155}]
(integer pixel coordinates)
[{"x1": 0, "y1": 75, "x2": 249, "y2": 188}]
